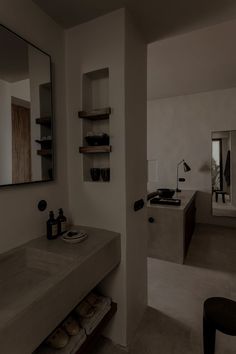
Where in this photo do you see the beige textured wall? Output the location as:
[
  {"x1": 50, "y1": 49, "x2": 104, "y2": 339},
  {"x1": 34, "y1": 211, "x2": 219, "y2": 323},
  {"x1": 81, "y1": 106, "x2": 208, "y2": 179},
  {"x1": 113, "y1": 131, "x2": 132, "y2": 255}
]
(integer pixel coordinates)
[
  {"x1": 147, "y1": 88, "x2": 236, "y2": 227},
  {"x1": 0, "y1": 0, "x2": 68, "y2": 253},
  {"x1": 65, "y1": 9, "x2": 148, "y2": 346},
  {"x1": 125, "y1": 11, "x2": 147, "y2": 342},
  {"x1": 65, "y1": 9, "x2": 127, "y2": 345}
]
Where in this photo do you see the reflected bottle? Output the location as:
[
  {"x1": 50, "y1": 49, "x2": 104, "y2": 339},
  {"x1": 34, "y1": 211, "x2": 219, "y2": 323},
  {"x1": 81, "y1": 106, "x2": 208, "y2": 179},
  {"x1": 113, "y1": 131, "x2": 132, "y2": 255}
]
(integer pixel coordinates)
[{"x1": 47, "y1": 211, "x2": 58, "y2": 240}]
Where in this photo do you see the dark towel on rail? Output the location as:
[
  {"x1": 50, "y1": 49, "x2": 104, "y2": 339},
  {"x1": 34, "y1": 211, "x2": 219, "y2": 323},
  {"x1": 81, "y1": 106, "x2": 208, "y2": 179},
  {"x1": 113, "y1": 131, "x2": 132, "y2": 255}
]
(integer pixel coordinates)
[{"x1": 224, "y1": 150, "x2": 230, "y2": 186}]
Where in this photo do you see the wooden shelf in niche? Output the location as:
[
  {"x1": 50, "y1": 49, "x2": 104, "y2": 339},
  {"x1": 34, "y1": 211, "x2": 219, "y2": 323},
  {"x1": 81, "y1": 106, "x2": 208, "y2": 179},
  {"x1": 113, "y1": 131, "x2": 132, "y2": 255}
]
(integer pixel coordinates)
[
  {"x1": 37, "y1": 149, "x2": 52, "y2": 156},
  {"x1": 36, "y1": 117, "x2": 51, "y2": 126},
  {"x1": 78, "y1": 107, "x2": 111, "y2": 120},
  {"x1": 35, "y1": 139, "x2": 52, "y2": 144},
  {"x1": 79, "y1": 146, "x2": 111, "y2": 154}
]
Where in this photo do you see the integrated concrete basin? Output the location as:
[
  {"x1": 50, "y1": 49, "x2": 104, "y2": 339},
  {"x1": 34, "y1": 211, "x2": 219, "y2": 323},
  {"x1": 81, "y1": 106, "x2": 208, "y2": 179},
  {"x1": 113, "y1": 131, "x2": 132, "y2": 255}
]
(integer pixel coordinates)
[
  {"x1": 0, "y1": 247, "x2": 74, "y2": 324},
  {"x1": 0, "y1": 226, "x2": 121, "y2": 354}
]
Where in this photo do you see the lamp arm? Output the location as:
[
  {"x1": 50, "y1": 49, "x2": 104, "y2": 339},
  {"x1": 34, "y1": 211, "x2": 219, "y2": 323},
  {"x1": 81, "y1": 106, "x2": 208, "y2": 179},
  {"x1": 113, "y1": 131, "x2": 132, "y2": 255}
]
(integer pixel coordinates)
[
  {"x1": 177, "y1": 159, "x2": 184, "y2": 167},
  {"x1": 176, "y1": 159, "x2": 184, "y2": 192}
]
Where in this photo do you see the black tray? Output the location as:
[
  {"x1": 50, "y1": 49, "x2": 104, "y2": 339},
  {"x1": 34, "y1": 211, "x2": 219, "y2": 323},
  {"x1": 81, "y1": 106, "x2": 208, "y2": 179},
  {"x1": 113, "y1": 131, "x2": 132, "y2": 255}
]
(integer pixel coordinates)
[{"x1": 150, "y1": 197, "x2": 181, "y2": 206}]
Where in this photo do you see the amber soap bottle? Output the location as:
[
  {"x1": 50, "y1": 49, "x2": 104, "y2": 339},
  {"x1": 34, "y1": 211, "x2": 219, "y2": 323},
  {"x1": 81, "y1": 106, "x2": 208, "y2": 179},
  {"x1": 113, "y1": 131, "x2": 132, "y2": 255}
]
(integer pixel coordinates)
[{"x1": 57, "y1": 208, "x2": 67, "y2": 235}]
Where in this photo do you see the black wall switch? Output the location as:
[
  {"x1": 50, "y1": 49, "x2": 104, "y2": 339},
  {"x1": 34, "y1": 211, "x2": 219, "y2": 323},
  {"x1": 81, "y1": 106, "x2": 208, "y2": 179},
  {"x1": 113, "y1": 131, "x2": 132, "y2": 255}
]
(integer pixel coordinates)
[{"x1": 134, "y1": 199, "x2": 145, "y2": 211}]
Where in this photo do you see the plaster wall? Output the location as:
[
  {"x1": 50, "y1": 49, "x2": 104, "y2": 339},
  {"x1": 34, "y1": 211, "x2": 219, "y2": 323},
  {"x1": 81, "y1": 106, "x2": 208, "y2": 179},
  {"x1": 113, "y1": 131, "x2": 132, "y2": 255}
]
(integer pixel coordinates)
[
  {"x1": 148, "y1": 88, "x2": 236, "y2": 227},
  {"x1": 11, "y1": 79, "x2": 30, "y2": 102},
  {"x1": 65, "y1": 9, "x2": 148, "y2": 345}
]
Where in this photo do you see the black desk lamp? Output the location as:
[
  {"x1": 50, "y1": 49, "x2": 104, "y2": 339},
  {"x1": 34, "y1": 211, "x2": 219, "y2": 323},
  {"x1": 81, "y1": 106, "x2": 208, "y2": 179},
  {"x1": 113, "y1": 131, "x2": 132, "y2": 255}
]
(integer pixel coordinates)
[{"x1": 176, "y1": 159, "x2": 191, "y2": 192}]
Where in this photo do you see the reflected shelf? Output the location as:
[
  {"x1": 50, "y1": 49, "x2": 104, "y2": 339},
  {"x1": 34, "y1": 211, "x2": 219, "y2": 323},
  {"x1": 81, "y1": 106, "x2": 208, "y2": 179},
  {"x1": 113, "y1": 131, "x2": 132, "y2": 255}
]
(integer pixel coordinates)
[
  {"x1": 79, "y1": 146, "x2": 112, "y2": 154},
  {"x1": 37, "y1": 149, "x2": 52, "y2": 157},
  {"x1": 36, "y1": 117, "x2": 52, "y2": 126}
]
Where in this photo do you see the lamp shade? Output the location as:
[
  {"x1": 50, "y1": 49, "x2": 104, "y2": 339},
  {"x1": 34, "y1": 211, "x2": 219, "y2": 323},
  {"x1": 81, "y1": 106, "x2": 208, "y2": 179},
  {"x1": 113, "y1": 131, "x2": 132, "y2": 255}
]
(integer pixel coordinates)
[{"x1": 183, "y1": 161, "x2": 191, "y2": 172}]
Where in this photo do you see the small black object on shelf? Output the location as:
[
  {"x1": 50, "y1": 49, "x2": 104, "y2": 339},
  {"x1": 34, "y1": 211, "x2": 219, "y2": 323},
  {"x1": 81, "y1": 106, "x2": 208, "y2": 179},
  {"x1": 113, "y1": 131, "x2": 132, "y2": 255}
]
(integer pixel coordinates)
[
  {"x1": 90, "y1": 168, "x2": 101, "y2": 181},
  {"x1": 101, "y1": 168, "x2": 110, "y2": 182},
  {"x1": 157, "y1": 188, "x2": 175, "y2": 199},
  {"x1": 85, "y1": 133, "x2": 109, "y2": 146}
]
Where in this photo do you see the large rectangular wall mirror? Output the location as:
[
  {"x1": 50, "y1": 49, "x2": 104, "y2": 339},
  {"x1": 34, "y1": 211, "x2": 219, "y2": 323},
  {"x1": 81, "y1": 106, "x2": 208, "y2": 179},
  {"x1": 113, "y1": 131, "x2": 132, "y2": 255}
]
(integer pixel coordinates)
[
  {"x1": 0, "y1": 24, "x2": 53, "y2": 187},
  {"x1": 211, "y1": 130, "x2": 236, "y2": 217}
]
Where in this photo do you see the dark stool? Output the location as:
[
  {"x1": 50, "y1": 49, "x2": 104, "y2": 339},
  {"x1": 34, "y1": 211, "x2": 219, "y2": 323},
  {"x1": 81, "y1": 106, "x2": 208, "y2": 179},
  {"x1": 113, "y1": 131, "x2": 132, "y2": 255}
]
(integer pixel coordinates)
[
  {"x1": 203, "y1": 297, "x2": 236, "y2": 354},
  {"x1": 215, "y1": 191, "x2": 226, "y2": 203}
]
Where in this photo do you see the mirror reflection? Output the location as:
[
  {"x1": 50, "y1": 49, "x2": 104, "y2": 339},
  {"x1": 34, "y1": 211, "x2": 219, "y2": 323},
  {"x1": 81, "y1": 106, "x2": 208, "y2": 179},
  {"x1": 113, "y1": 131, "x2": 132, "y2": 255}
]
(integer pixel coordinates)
[
  {"x1": 0, "y1": 25, "x2": 53, "y2": 187},
  {"x1": 211, "y1": 130, "x2": 236, "y2": 217}
]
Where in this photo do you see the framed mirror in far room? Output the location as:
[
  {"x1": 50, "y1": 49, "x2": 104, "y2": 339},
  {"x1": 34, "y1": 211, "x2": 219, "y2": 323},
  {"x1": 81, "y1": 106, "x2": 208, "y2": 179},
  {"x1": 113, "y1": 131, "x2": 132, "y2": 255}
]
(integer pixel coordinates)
[
  {"x1": 211, "y1": 130, "x2": 236, "y2": 217},
  {"x1": 0, "y1": 24, "x2": 53, "y2": 187}
]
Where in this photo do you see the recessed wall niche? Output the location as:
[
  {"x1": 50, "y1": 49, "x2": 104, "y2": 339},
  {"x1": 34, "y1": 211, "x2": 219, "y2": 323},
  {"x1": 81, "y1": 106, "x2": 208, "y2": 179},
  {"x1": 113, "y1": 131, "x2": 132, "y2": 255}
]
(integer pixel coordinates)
[{"x1": 79, "y1": 68, "x2": 111, "y2": 182}]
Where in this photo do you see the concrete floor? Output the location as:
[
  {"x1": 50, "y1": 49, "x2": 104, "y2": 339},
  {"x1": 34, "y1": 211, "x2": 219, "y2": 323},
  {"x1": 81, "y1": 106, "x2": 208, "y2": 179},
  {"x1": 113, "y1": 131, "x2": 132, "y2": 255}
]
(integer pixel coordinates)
[
  {"x1": 93, "y1": 223, "x2": 236, "y2": 354},
  {"x1": 213, "y1": 194, "x2": 236, "y2": 217}
]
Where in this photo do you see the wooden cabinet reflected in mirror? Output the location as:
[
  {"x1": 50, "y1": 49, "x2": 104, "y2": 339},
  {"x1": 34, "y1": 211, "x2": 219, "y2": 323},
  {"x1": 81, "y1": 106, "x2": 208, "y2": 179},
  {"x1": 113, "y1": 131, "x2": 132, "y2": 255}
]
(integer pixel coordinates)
[
  {"x1": 0, "y1": 24, "x2": 53, "y2": 187},
  {"x1": 211, "y1": 130, "x2": 236, "y2": 217}
]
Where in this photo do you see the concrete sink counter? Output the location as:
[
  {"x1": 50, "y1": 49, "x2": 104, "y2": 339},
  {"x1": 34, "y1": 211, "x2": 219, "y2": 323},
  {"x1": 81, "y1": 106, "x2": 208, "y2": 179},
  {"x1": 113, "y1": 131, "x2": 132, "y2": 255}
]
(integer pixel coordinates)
[{"x1": 0, "y1": 226, "x2": 121, "y2": 354}]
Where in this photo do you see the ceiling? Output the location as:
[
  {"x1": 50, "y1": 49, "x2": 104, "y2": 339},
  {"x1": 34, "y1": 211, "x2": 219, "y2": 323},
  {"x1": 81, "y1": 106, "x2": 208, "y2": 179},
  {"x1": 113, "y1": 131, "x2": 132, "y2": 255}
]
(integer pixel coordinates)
[
  {"x1": 147, "y1": 19, "x2": 236, "y2": 100},
  {"x1": 33, "y1": 0, "x2": 236, "y2": 42},
  {"x1": 33, "y1": 0, "x2": 236, "y2": 99}
]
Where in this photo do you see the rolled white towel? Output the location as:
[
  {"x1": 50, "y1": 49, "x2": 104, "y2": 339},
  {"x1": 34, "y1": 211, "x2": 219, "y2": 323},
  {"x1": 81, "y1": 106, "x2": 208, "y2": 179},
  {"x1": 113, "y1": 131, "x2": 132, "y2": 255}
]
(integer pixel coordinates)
[
  {"x1": 75, "y1": 300, "x2": 95, "y2": 319},
  {"x1": 85, "y1": 292, "x2": 111, "y2": 308},
  {"x1": 35, "y1": 328, "x2": 86, "y2": 354}
]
